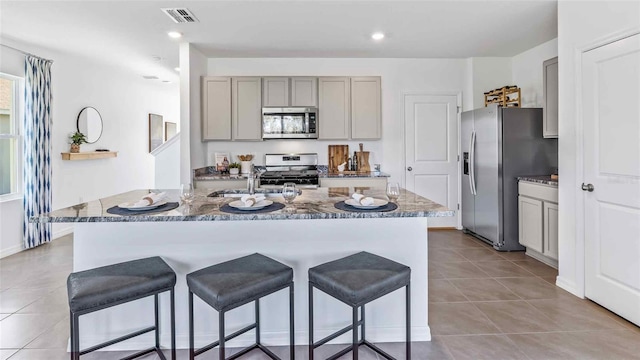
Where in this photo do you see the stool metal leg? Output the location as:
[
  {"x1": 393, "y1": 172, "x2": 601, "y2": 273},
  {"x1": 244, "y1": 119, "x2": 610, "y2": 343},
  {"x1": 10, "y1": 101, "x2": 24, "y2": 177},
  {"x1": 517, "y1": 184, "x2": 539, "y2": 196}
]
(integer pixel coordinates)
[
  {"x1": 154, "y1": 294, "x2": 160, "y2": 350},
  {"x1": 72, "y1": 312, "x2": 80, "y2": 360},
  {"x1": 170, "y1": 289, "x2": 176, "y2": 360},
  {"x1": 289, "y1": 283, "x2": 295, "y2": 360},
  {"x1": 189, "y1": 291, "x2": 195, "y2": 360},
  {"x1": 361, "y1": 304, "x2": 365, "y2": 342},
  {"x1": 255, "y1": 299, "x2": 260, "y2": 345},
  {"x1": 406, "y1": 283, "x2": 411, "y2": 360},
  {"x1": 219, "y1": 311, "x2": 225, "y2": 360},
  {"x1": 308, "y1": 283, "x2": 314, "y2": 360},
  {"x1": 69, "y1": 311, "x2": 75, "y2": 360},
  {"x1": 352, "y1": 306, "x2": 358, "y2": 360}
]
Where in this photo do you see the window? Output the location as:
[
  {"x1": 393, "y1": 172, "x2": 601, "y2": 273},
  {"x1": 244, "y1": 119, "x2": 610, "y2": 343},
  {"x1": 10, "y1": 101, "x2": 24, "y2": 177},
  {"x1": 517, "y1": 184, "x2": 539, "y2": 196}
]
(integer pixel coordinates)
[{"x1": 0, "y1": 73, "x2": 22, "y2": 200}]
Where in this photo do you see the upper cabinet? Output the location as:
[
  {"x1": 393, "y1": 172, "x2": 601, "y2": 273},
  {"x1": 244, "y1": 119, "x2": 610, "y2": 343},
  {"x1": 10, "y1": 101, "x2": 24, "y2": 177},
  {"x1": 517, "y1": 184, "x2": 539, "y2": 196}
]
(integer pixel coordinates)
[
  {"x1": 262, "y1": 77, "x2": 290, "y2": 107},
  {"x1": 232, "y1": 77, "x2": 262, "y2": 141},
  {"x1": 262, "y1": 77, "x2": 319, "y2": 107},
  {"x1": 202, "y1": 77, "x2": 232, "y2": 141},
  {"x1": 351, "y1": 77, "x2": 381, "y2": 140},
  {"x1": 291, "y1": 77, "x2": 318, "y2": 107},
  {"x1": 543, "y1": 57, "x2": 558, "y2": 138},
  {"x1": 318, "y1": 77, "x2": 351, "y2": 140}
]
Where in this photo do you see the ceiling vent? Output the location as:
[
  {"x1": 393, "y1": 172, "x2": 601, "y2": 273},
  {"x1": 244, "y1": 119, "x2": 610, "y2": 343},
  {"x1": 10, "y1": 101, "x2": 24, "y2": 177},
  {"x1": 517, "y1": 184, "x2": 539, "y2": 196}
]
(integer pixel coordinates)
[{"x1": 161, "y1": 8, "x2": 199, "y2": 23}]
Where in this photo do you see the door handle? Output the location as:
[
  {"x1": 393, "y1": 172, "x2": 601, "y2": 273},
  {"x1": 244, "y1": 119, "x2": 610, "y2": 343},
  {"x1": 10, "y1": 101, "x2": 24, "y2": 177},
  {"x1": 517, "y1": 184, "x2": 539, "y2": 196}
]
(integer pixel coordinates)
[
  {"x1": 581, "y1": 183, "x2": 595, "y2": 192},
  {"x1": 407, "y1": 167, "x2": 413, "y2": 171}
]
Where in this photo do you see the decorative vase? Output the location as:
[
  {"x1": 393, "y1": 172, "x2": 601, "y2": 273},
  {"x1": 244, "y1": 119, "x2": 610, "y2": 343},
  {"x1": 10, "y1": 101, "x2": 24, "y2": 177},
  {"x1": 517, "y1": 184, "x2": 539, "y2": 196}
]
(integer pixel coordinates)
[
  {"x1": 70, "y1": 144, "x2": 80, "y2": 153},
  {"x1": 241, "y1": 161, "x2": 252, "y2": 174},
  {"x1": 229, "y1": 168, "x2": 240, "y2": 175}
]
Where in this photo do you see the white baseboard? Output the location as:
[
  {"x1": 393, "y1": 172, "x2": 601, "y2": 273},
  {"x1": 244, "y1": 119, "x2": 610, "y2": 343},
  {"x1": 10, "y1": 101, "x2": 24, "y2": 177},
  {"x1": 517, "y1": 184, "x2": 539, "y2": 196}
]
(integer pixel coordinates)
[
  {"x1": 53, "y1": 226, "x2": 73, "y2": 239},
  {"x1": 74, "y1": 326, "x2": 431, "y2": 351},
  {"x1": 525, "y1": 249, "x2": 558, "y2": 269},
  {"x1": 0, "y1": 244, "x2": 23, "y2": 259},
  {"x1": 556, "y1": 276, "x2": 583, "y2": 298}
]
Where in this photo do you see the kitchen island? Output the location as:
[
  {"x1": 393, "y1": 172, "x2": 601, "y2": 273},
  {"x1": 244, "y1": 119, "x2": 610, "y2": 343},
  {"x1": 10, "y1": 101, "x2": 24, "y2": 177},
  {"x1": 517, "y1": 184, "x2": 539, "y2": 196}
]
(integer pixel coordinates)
[{"x1": 32, "y1": 187, "x2": 452, "y2": 351}]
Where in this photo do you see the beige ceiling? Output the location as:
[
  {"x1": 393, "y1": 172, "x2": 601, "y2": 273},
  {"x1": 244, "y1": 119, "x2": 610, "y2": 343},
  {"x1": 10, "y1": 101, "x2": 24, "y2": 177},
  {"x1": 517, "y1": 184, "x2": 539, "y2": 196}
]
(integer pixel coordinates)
[{"x1": 0, "y1": 0, "x2": 557, "y2": 81}]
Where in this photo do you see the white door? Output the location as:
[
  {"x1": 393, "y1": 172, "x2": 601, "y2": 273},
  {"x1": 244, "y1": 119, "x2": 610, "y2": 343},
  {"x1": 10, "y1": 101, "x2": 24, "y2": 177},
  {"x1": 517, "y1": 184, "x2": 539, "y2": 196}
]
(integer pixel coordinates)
[
  {"x1": 404, "y1": 94, "x2": 459, "y2": 228},
  {"x1": 583, "y1": 33, "x2": 640, "y2": 326}
]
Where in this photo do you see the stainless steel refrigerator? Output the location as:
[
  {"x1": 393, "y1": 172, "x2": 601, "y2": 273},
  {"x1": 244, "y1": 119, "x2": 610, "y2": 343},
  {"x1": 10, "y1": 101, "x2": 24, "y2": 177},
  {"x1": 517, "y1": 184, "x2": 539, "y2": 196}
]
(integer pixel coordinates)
[{"x1": 461, "y1": 104, "x2": 558, "y2": 251}]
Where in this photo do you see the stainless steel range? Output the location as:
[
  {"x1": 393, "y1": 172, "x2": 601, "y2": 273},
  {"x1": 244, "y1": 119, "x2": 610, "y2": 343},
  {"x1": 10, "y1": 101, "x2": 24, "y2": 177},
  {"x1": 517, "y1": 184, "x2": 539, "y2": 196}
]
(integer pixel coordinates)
[{"x1": 260, "y1": 153, "x2": 319, "y2": 188}]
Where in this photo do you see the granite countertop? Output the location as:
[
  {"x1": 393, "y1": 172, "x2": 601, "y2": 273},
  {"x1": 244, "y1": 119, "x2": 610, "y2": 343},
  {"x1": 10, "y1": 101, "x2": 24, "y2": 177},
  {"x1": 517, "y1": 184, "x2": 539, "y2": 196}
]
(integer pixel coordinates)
[
  {"x1": 193, "y1": 165, "x2": 390, "y2": 180},
  {"x1": 517, "y1": 176, "x2": 558, "y2": 187},
  {"x1": 31, "y1": 187, "x2": 453, "y2": 223}
]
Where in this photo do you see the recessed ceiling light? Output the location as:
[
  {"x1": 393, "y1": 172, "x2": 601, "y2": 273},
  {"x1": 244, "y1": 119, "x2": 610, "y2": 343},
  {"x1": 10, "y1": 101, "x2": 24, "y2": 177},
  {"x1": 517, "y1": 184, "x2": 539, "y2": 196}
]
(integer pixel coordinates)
[
  {"x1": 174, "y1": 67, "x2": 180, "y2": 72},
  {"x1": 167, "y1": 31, "x2": 182, "y2": 39},
  {"x1": 371, "y1": 32, "x2": 385, "y2": 41}
]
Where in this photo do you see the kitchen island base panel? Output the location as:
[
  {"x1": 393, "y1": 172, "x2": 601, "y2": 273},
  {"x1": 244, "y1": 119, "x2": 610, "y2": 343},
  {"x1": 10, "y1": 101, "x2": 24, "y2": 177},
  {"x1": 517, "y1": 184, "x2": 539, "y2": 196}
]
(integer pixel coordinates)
[{"x1": 72, "y1": 217, "x2": 430, "y2": 350}]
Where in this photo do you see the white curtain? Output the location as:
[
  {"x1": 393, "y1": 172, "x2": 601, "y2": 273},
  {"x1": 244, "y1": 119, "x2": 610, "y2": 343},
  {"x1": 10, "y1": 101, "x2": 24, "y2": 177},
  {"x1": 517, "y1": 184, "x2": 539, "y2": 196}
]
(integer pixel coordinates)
[{"x1": 23, "y1": 55, "x2": 53, "y2": 249}]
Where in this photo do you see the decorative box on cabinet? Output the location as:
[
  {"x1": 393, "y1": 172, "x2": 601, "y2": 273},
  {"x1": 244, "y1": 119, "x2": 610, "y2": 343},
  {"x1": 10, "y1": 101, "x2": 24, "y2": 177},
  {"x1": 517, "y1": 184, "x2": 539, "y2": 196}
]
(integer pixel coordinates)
[
  {"x1": 518, "y1": 181, "x2": 559, "y2": 267},
  {"x1": 202, "y1": 77, "x2": 232, "y2": 141},
  {"x1": 543, "y1": 57, "x2": 559, "y2": 138}
]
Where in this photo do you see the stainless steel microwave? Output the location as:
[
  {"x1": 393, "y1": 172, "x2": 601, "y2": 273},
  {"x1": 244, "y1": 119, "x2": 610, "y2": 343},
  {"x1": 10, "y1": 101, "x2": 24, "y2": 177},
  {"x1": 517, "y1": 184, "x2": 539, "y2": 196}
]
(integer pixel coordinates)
[{"x1": 262, "y1": 107, "x2": 318, "y2": 139}]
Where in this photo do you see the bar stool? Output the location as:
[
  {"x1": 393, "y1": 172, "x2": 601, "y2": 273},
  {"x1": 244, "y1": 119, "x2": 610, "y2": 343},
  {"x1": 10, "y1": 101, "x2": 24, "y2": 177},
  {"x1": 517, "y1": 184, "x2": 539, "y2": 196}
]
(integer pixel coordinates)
[
  {"x1": 67, "y1": 256, "x2": 176, "y2": 360},
  {"x1": 308, "y1": 251, "x2": 411, "y2": 360},
  {"x1": 187, "y1": 253, "x2": 294, "y2": 360}
]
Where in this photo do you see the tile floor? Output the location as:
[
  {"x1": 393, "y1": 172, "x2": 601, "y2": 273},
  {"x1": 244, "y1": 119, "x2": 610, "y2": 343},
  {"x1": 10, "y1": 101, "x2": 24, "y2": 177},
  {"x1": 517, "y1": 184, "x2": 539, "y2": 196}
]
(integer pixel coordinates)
[{"x1": 0, "y1": 230, "x2": 638, "y2": 359}]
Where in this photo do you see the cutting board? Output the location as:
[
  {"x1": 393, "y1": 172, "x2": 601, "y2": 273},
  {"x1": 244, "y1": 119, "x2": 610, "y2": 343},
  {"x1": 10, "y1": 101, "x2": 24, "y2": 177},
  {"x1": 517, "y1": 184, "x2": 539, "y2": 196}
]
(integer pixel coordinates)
[
  {"x1": 355, "y1": 143, "x2": 371, "y2": 173},
  {"x1": 328, "y1": 145, "x2": 349, "y2": 173}
]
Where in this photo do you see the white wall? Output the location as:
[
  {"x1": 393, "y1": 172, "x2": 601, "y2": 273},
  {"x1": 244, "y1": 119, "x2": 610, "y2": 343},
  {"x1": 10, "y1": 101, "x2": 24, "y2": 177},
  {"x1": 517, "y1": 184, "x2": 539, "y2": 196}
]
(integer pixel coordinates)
[
  {"x1": 154, "y1": 135, "x2": 181, "y2": 189},
  {"x1": 179, "y1": 44, "x2": 207, "y2": 183},
  {"x1": 206, "y1": 58, "x2": 469, "y2": 184},
  {"x1": 469, "y1": 57, "x2": 513, "y2": 109},
  {"x1": 512, "y1": 38, "x2": 558, "y2": 107},
  {"x1": 0, "y1": 41, "x2": 179, "y2": 257},
  {"x1": 556, "y1": 1, "x2": 640, "y2": 297}
]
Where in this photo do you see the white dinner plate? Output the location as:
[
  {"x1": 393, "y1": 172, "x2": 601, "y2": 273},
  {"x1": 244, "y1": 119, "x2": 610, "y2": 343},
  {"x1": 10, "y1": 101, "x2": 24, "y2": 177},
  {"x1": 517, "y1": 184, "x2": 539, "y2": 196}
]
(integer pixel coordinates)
[
  {"x1": 118, "y1": 201, "x2": 168, "y2": 211},
  {"x1": 228, "y1": 199, "x2": 273, "y2": 210},
  {"x1": 345, "y1": 198, "x2": 388, "y2": 209}
]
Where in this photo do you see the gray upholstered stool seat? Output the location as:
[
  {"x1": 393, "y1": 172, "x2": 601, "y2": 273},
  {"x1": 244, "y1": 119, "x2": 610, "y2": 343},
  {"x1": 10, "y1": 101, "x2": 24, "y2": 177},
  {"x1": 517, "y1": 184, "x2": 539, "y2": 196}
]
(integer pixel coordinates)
[
  {"x1": 187, "y1": 253, "x2": 294, "y2": 360},
  {"x1": 308, "y1": 251, "x2": 410, "y2": 306},
  {"x1": 308, "y1": 252, "x2": 411, "y2": 360},
  {"x1": 68, "y1": 256, "x2": 176, "y2": 313},
  {"x1": 187, "y1": 253, "x2": 292, "y2": 311},
  {"x1": 67, "y1": 256, "x2": 176, "y2": 360}
]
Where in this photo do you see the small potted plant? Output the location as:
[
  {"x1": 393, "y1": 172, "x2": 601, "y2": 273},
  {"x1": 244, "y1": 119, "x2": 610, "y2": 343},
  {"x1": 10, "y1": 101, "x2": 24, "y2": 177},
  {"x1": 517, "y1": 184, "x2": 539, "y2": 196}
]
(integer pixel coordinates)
[
  {"x1": 69, "y1": 132, "x2": 87, "y2": 153},
  {"x1": 228, "y1": 162, "x2": 241, "y2": 175}
]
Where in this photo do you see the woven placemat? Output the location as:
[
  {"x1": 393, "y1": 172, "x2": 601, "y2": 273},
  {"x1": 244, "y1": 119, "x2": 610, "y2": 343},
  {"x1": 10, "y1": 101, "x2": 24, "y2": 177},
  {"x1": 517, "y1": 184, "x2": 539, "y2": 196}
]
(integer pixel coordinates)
[
  {"x1": 219, "y1": 202, "x2": 286, "y2": 214},
  {"x1": 106, "y1": 202, "x2": 180, "y2": 216},
  {"x1": 334, "y1": 201, "x2": 398, "y2": 213}
]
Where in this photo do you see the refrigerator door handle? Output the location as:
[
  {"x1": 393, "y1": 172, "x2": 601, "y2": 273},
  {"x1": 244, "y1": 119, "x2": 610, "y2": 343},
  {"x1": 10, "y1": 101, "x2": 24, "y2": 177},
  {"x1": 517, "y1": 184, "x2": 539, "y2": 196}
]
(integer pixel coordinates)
[{"x1": 470, "y1": 131, "x2": 477, "y2": 195}]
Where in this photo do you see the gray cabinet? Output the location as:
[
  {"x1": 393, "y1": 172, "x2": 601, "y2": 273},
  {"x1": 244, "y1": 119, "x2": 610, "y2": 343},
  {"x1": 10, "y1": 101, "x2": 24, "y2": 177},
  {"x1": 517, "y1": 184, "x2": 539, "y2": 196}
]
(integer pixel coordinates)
[
  {"x1": 291, "y1": 77, "x2": 318, "y2": 107},
  {"x1": 202, "y1": 77, "x2": 232, "y2": 141},
  {"x1": 262, "y1": 77, "x2": 290, "y2": 107},
  {"x1": 543, "y1": 57, "x2": 558, "y2": 138},
  {"x1": 351, "y1": 77, "x2": 381, "y2": 140},
  {"x1": 518, "y1": 195, "x2": 543, "y2": 253},
  {"x1": 518, "y1": 181, "x2": 559, "y2": 265},
  {"x1": 318, "y1": 77, "x2": 351, "y2": 140},
  {"x1": 232, "y1": 77, "x2": 262, "y2": 141}
]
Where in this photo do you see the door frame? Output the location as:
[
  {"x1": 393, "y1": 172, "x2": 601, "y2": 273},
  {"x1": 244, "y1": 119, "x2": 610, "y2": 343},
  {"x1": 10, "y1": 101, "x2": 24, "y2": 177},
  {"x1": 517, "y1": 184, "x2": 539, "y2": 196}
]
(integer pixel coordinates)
[
  {"x1": 572, "y1": 27, "x2": 640, "y2": 299},
  {"x1": 401, "y1": 91, "x2": 463, "y2": 229}
]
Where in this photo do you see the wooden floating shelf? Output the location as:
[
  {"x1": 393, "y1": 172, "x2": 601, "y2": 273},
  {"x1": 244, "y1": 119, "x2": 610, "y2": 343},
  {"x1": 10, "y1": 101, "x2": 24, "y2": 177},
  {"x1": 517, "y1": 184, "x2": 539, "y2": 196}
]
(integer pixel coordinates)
[{"x1": 61, "y1": 151, "x2": 118, "y2": 161}]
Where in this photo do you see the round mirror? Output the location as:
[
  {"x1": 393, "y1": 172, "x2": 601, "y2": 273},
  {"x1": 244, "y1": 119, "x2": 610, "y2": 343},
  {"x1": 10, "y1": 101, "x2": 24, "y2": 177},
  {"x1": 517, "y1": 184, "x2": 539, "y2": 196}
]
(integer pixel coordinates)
[{"x1": 77, "y1": 107, "x2": 103, "y2": 144}]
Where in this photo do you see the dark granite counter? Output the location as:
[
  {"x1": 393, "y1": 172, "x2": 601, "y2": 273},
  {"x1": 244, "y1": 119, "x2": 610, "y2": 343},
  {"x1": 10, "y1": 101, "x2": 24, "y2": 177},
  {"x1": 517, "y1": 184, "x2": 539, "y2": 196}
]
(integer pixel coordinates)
[
  {"x1": 517, "y1": 176, "x2": 558, "y2": 187},
  {"x1": 193, "y1": 165, "x2": 390, "y2": 181},
  {"x1": 31, "y1": 187, "x2": 453, "y2": 223}
]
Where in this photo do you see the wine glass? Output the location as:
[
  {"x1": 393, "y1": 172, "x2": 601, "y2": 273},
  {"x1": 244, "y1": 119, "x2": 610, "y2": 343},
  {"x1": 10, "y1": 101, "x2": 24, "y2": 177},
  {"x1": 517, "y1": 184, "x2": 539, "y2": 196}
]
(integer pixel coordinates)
[
  {"x1": 282, "y1": 183, "x2": 297, "y2": 205},
  {"x1": 181, "y1": 183, "x2": 195, "y2": 206},
  {"x1": 386, "y1": 182, "x2": 400, "y2": 203}
]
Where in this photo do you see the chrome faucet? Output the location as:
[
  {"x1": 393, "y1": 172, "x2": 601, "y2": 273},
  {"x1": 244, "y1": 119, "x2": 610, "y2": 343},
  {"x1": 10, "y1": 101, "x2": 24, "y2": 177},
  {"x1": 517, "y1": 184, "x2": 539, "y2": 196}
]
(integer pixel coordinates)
[{"x1": 247, "y1": 164, "x2": 259, "y2": 195}]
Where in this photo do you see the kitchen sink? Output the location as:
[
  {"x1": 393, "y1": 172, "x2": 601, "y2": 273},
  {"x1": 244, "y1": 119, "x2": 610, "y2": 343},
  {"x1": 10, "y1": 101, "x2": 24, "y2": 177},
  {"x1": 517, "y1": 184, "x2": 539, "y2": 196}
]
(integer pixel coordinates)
[{"x1": 207, "y1": 188, "x2": 302, "y2": 198}]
